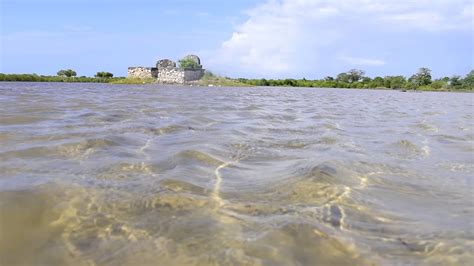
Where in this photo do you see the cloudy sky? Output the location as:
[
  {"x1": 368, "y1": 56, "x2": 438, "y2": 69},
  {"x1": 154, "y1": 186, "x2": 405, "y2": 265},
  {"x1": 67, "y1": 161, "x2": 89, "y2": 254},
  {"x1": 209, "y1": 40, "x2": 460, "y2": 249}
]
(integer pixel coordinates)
[{"x1": 1, "y1": 0, "x2": 472, "y2": 78}]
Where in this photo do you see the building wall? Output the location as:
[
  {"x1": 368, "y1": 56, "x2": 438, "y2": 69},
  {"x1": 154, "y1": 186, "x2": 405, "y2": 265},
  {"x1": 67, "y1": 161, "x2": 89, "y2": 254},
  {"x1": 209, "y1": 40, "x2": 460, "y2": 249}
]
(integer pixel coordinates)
[
  {"x1": 128, "y1": 66, "x2": 204, "y2": 84},
  {"x1": 156, "y1": 68, "x2": 204, "y2": 84},
  {"x1": 157, "y1": 68, "x2": 185, "y2": 84},
  {"x1": 184, "y1": 70, "x2": 204, "y2": 82},
  {"x1": 127, "y1": 67, "x2": 158, "y2": 79}
]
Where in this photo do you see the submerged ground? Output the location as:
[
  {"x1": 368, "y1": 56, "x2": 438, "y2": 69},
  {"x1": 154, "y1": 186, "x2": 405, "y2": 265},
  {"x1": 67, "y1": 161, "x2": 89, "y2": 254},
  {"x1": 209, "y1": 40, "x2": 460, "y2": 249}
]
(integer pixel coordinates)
[{"x1": 0, "y1": 83, "x2": 473, "y2": 265}]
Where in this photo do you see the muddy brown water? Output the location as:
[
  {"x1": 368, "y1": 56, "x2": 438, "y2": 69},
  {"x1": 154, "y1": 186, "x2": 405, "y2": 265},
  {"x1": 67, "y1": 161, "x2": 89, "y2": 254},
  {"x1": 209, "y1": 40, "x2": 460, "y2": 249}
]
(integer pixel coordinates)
[{"x1": 0, "y1": 82, "x2": 473, "y2": 265}]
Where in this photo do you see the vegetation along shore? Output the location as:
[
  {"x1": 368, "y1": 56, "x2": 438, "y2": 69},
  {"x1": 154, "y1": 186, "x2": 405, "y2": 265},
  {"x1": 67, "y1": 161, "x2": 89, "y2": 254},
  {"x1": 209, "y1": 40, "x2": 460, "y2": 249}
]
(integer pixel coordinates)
[{"x1": 1, "y1": 67, "x2": 472, "y2": 91}]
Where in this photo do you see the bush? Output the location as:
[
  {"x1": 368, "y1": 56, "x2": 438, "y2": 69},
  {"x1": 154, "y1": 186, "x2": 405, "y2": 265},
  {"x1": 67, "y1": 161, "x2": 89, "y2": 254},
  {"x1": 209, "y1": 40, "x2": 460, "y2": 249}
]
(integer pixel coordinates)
[
  {"x1": 178, "y1": 58, "x2": 202, "y2": 70},
  {"x1": 202, "y1": 70, "x2": 215, "y2": 79},
  {"x1": 95, "y1": 72, "x2": 113, "y2": 78},
  {"x1": 431, "y1": 80, "x2": 447, "y2": 90},
  {"x1": 57, "y1": 69, "x2": 77, "y2": 77}
]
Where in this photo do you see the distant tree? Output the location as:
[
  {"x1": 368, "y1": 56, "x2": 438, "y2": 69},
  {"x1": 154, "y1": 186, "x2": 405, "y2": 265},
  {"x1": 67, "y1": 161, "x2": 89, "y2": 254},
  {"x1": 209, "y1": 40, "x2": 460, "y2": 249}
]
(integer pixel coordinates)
[
  {"x1": 383, "y1": 76, "x2": 392, "y2": 88},
  {"x1": 362, "y1": 77, "x2": 372, "y2": 83},
  {"x1": 95, "y1": 71, "x2": 113, "y2": 78},
  {"x1": 449, "y1": 75, "x2": 462, "y2": 87},
  {"x1": 283, "y1": 79, "x2": 296, "y2": 86},
  {"x1": 336, "y1": 73, "x2": 350, "y2": 83},
  {"x1": 69, "y1": 70, "x2": 77, "y2": 77},
  {"x1": 57, "y1": 69, "x2": 77, "y2": 77},
  {"x1": 258, "y1": 78, "x2": 269, "y2": 86},
  {"x1": 383, "y1": 76, "x2": 406, "y2": 89},
  {"x1": 347, "y1": 69, "x2": 366, "y2": 83},
  {"x1": 408, "y1": 75, "x2": 416, "y2": 88},
  {"x1": 431, "y1": 80, "x2": 447, "y2": 90},
  {"x1": 324, "y1": 76, "x2": 334, "y2": 81},
  {"x1": 462, "y1": 70, "x2": 474, "y2": 89},
  {"x1": 389, "y1": 76, "x2": 406, "y2": 89},
  {"x1": 440, "y1": 77, "x2": 450, "y2": 82},
  {"x1": 178, "y1": 58, "x2": 202, "y2": 70},
  {"x1": 370, "y1": 76, "x2": 384, "y2": 88},
  {"x1": 411, "y1": 67, "x2": 432, "y2": 87},
  {"x1": 203, "y1": 70, "x2": 215, "y2": 78}
]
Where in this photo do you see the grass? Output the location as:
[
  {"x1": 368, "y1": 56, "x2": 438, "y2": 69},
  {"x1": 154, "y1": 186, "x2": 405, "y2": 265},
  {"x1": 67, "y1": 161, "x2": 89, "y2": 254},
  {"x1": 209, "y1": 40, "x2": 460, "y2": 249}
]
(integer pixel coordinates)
[{"x1": 191, "y1": 71, "x2": 252, "y2": 87}]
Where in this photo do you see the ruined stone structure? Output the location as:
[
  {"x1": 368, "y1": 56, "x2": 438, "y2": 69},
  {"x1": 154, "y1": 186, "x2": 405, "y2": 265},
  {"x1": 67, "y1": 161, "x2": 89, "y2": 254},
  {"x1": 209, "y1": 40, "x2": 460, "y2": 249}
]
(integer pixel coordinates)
[
  {"x1": 128, "y1": 55, "x2": 204, "y2": 84},
  {"x1": 127, "y1": 67, "x2": 158, "y2": 79}
]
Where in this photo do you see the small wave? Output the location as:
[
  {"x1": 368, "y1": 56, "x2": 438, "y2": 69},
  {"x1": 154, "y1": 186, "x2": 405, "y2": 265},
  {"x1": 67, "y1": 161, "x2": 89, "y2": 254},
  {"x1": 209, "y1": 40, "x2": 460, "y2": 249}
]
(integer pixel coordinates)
[
  {"x1": 323, "y1": 122, "x2": 343, "y2": 131},
  {"x1": 242, "y1": 223, "x2": 372, "y2": 265},
  {"x1": 434, "y1": 134, "x2": 466, "y2": 144},
  {"x1": 389, "y1": 140, "x2": 424, "y2": 159},
  {"x1": 0, "y1": 132, "x2": 17, "y2": 143},
  {"x1": 266, "y1": 139, "x2": 310, "y2": 149},
  {"x1": 57, "y1": 138, "x2": 120, "y2": 159},
  {"x1": 97, "y1": 162, "x2": 157, "y2": 180},
  {"x1": 140, "y1": 125, "x2": 189, "y2": 135},
  {"x1": 175, "y1": 150, "x2": 225, "y2": 167},
  {"x1": 234, "y1": 162, "x2": 367, "y2": 209},
  {"x1": 316, "y1": 136, "x2": 338, "y2": 145},
  {"x1": 160, "y1": 179, "x2": 208, "y2": 196},
  {"x1": 0, "y1": 138, "x2": 121, "y2": 160},
  {"x1": 96, "y1": 113, "x2": 130, "y2": 123},
  {"x1": 0, "y1": 146, "x2": 54, "y2": 159},
  {"x1": 0, "y1": 182, "x2": 92, "y2": 264},
  {"x1": 413, "y1": 122, "x2": 438, "y2": 132},
  {"x1": 0, "y1": 115, "x2": 46, "y2": 125}
]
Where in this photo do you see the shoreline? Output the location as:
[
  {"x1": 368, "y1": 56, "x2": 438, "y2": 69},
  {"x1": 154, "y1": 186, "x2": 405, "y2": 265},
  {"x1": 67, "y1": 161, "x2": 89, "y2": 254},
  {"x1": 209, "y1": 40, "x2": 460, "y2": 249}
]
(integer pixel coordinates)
[{"x1": 0, "y1": 80, "x2": 472, "y2": 93}]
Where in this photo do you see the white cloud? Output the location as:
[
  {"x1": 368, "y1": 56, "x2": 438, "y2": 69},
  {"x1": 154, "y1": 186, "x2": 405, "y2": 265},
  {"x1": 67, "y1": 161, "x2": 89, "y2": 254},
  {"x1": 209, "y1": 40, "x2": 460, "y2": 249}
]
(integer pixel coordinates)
[{"x1": 208, "y1": 0, "x2": 472, "y2": 78}]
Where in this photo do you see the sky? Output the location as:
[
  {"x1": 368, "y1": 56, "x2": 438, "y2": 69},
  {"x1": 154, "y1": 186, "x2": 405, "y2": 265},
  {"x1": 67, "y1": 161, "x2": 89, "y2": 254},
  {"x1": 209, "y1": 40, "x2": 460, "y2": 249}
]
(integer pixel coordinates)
[{"x1": 1, "y1": 0, "x2": 473, "y2": 79}]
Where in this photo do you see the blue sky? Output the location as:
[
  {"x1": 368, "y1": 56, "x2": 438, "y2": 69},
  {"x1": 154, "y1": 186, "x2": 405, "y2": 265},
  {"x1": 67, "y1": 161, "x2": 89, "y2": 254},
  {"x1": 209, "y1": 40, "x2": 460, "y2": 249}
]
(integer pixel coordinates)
[{"x1": 1, "y1": 0, "x2": 473, "y2": 79}]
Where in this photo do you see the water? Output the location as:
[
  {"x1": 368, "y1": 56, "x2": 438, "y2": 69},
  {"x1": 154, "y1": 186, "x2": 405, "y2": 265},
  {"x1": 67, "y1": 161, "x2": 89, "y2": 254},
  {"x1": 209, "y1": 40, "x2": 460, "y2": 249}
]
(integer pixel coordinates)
[{"x1": 0, "y1": 82, "x2": 473, "y2": 265}]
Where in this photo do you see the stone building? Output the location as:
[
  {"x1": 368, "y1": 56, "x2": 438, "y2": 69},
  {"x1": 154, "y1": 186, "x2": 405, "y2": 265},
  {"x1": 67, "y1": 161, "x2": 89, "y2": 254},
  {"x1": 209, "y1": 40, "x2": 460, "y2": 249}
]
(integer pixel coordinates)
[{"x1": 128, "y1": 55, "x2": 204, "y2": 84}]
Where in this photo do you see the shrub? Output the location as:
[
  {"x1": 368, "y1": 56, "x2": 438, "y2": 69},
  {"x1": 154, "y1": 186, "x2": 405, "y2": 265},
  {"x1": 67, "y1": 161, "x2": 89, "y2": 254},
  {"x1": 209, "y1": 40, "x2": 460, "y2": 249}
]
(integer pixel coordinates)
[
  {"x1": 95, "y1": 72, "x2": 114, "y2": 78},
  {"x1": 57, "y1": 69, "x2": 77, "y2": 77},
  {"x1": 178, "y1": 58, "x2": 202, "y2": 70}
]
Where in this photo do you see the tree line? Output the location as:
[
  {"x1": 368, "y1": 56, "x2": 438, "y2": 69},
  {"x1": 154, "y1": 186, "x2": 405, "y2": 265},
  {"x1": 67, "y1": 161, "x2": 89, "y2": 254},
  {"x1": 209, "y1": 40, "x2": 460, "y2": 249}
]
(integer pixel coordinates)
[
  {"x1": 0, "y1": 69, "x2": 117, "y2": 83},
  {"x1": 236, "y1": 68, "x2": 473, "y2": 91},
  {"x1": 0, "y1": 67, "x2": 473, "y2": 91}
]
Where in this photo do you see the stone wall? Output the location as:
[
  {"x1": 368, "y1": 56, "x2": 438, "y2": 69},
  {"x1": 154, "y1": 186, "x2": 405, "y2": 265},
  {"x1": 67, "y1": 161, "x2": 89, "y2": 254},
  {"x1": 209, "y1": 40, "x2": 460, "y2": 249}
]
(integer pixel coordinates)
[
  {"x1": 128, "y1": 55, "x2": 205, "y2": 84},
  {"x1": 156, "y1": 68, "x2": 185, "y2": 84},
  {"x1": 184, "y1": 69, "x2": 204, "y2": 82},
  {"x1": 155, "y1": 68, "x2": 204, "y2": 84},
  {"x1": 128, "y1": 67, "x2": 158, "y2": 79}
]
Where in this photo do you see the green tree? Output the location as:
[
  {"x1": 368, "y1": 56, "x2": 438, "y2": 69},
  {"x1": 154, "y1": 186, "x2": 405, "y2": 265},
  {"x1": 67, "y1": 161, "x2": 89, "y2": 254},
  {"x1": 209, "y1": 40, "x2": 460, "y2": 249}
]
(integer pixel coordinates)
[
  {"x1": 449, "y1": 75, "x2": 462, "y2": 87},
  {"x1": 411, "y1": 67, "x2": 432, "y2": 87},
  {"x1": 369, "y1": 76, "x2": 384, "y2": 88},
  {"x1": 383, "y1": 76, "x2": 392, "y2": 88},
  {"x1": 431, "y1": 80, "x2": 447, "y2": 90},
  {"x1": 57, "y1": 69, "x2": 77, "y2": 77},
  {"x1": 283, "y1": 79, "x2": 296, "y2": 86},
  {"x1": 440, "y1": 77, "x2": 450, "y2": 82},
  {"x1": 95, "y1": 72, "x2": 113, "y2": 78},
  {"x1": 178, "y1": 58, "x2": 202, "y2": 70},
  {"x1": 361, "y1": 77, "x2": 372, "y2": 84},
  {"x1": 389, "y1": 76, "x2": 406, "y2": 89},
  {"x1": 336, "y1": 72, "x2": 350, "y2": 83},
  {"x1": 258, "y1": 78, "x2": 269, "y2": 86},
  {"x1": 462, "y1": 70, "x2": 474, "y2": 89},
  {"x1": 347, "y1": 69, "x2": 365, "y2": 83}
]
